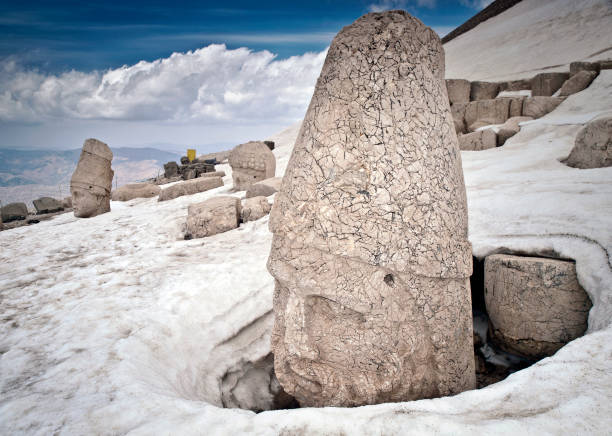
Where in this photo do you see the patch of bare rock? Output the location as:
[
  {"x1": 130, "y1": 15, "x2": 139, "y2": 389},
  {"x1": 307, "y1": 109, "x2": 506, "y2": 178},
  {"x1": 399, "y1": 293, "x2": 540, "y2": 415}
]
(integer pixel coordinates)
[
  {"x1": 245, "y1": 177, "x2": 282, "y2": 199},
  {"x1": 564, "y1": 116, "x2": 612, "y2": 169}
]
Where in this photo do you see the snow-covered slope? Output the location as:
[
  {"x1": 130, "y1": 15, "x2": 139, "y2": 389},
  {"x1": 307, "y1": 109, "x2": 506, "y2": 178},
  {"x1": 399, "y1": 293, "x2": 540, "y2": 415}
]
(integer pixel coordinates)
[
  {"x1": 444, "y1": 0, "x2": 612, "y2": 81},
  {"x1": 1, "y1": 64, "x2": 611, "y2": 433}
]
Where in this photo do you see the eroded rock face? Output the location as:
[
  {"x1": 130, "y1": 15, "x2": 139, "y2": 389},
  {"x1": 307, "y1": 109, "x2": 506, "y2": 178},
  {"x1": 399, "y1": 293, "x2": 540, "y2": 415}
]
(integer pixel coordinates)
[
  {"x1": 185, "y1": 196, "x2": 240, "y2": 238},
  {"x1": 111, "y1": 183, "x2": 161, "y2": 201},
  {"x1": 229, "y1": 141, "x2": 276, "y2": 191},
  {"x1": 484, "y1": 254, "x2": 592, "y2": 359},
  {"x1": 564, "y1": 116, "x2": 612, "y2": 169},
  {"x1": 497, "y1": 116, "x2": 533, "y2": 146},
  {"x1": 268, "y1": 11, "x2": 475, "y2": 408},
  {"x1": 241, "y1": 196, "x2": 271, "y2": 223},
  {"x1": 70, "y1": 138, "x2": 114, "y2": 218}
]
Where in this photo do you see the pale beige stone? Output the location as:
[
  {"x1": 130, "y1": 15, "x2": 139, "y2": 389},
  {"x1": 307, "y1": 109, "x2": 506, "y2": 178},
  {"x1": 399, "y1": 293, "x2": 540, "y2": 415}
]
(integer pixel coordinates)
[
  {"x1": 229, "y1": 141, "x2": 276, "y2": 191},
  {"x1": 484, "y1": 254, "x2": 592, "y2": 359},
  {"x1": 559, "y1": 70, "x2": 598, "y2": 96},
  {"x1": 33, "y1": 197, "x2": 63, "y2": 214},
  {"x1": 569, "y1": 61, "x2": 600, "y2": 77},
  {"x1": 497, "y1": 116, "x2": 533, "y2": 146},
  {"x1": 459, "y1": 129, "x2": 497, "y2": 151},
  {"x1": 199, "y1": 171, "x2": 226, "y2": 178},
  {"x1": 185, "y1": 196, "x2": 240, "y2": 238},
  {"x1": 268, "y1": 11, "x2": 474, "y2": 408},
  {"x1": 531, "y1": 72, "x2": 569, "y2": 96},
  {"x1": 522, "y1": 96, "x2": 564, "y2": 118},
  {"x1": 464, "y1": 98, "x2": 510, "y2": 131},
  {"x1": 446, "y1": 79, "x2": 470, "y2": 105},
  {"x1": 470, "y1": 81, "x2": 499, "y2": 101},
  {"x1": 451, "y1": 102, "x2": 467, "y2": 134},
  {"x1": 111, "y1": 183, "x2": 161, "y2": 201},
  {"x1": 158, "y1": 177, "x2": 223, "y2": 202},
  {"x1": 564, "y1": 116, "x2": 612, "y2": 169},
  {"x1": 70, "y1": 138, "x2": 114, "y2": 218},
  {"x1": 245, "y1": 177, "x2": 283, "y2": 198},
  {"x1": 241, "y1": 196, "x2": 271, "y2": 222}
]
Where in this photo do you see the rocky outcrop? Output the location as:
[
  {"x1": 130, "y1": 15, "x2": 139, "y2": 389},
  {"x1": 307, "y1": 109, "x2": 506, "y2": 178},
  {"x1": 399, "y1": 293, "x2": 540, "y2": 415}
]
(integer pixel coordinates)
[
  {"x1": 459, "y1": 129, "x2": 497, "y2": 151},
  {"x1": 158, "y1": 177, "x2": 223, "y2": 202},
  {"x1": 245, "y1": 177, "x2": 283, "y2": 199},
  {"x1": 522, "y1": 96, "x2": 564, "y2": 118},
  {"x1": 241, "y1": 196, "x2": 271, "y2": 223},
  {"x1": 111, "y1": 183, "x2": 161, "y2": 201},
  {"x1": 1, "y1": 202, "x2": 28, "y2": 222},
  {"x1": 497, "y1": 116, "x2": 533, "y2": 146},
  {"x1": 470, "y1": 81, "x2": 499, "y2": 101},
  {"x1": 229, "y1": 141, "x2": 276, "y2": 191},
  {"x1": 70, "y1": 138, "x2": 114, "y2": 218},
  {"x1": 531, "y1": 72, "x2": 569, "y2": 96},
  {"x1": 559, "y1": 70, "x2": 598, "y2": 96},
  {"x1": 564, "y1": 116, "x2": 612, "y2": 169},
  {"x1": 268, "y1": 11, "x2": 475, "y2": 408},
  {"x1": 33, "y1": 197, "x2": 63, "y2": 214},
  {"x1": 446, "y1": 79, "x2": 471, "y2": 105},
  {"x1": 484, "y1": 254, "x2": 592, "y2": 359},
  {"x1": 185, "y1": 196, "x2": 241, "y2": 238}
]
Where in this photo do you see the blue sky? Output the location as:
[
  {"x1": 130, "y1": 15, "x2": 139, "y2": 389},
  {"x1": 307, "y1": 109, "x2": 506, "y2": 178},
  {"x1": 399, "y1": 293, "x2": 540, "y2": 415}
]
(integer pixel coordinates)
[{"x1": 0, "y1": 0, "x2": 490, "y2": 151}]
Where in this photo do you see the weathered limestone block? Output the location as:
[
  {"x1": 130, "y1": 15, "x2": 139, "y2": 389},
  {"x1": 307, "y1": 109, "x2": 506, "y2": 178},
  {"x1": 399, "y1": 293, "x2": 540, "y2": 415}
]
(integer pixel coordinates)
[
  {"x1": 33, "y1": 197, "x2": 63, "y2": 214},
  {"x1": 569, "y1": 61, "x2": 600, "y2": 77},
  {"x1": 70, "y1": 138, "x2": 114, "y2": 218},
  {"x1": 522, "y1": 96, "x2": 564, "y2": 119},
  {"x1": 484, "y1": 254, "x2": 592, "y2": 359},
  {"x1": 158, "y1": 177, "x2": 223, "y2": 202},
  {"x1": 229, "y1": 141, "x2": 276, "y2": 191},
  {"x1": 470, "y1": 81, "x2": 499, "y2": 101},
  {"x1": 1, "y1": 202, "x2": 28, "y2": 222},
  {"x1": 558, "y1": 70, "x2": 598, "y2": 97},
  {"x1": 199, "y1": 171, "x2": 226, "y2": 178},
  {"x1": 111, "y1": 183, "x2": 161, "y2": 201},
  {"x1": 446, "y1": 79, "x2": 470, "y2": 105},
  {"x1": 458, "y1": 129, "x2": 497, "y2": 151},
  {"x1": 599, "y1": 59, "x2": 612, "y2": 70},
  {"x1": 451, "y1": 102, "x2": 467, "y2": 134},
  {"x1": 184, "y1": 169, "x2": 197, "y2": 180},
  {"x1": 62, "y1": 197, "x2": 72, "y2": 209},
  {"x1": 497, "y1": 116, "x2": 533, "y2": 146},
  {"x1": 464, "y1": 98, "x2": 510, "y2": 131},
  {"x1": 564, "y1": 116, "x2": 612, "y2": 169},
  {"x1": 498, "y1": 78, "x2": 531, "y2": 91},
  {"x1": 264, "y1": 140, "x2": 275, "y2": 151},
  {"x1": 245, "y1": 177, "x2": 283, "y2": 199},
  {"x1": 508, "y1": 97, "x2": 525, "y2": 118},
  {"x1": 164, "y1": 161, "x2": 179, "y2": 178},
  {"x1": 268, "y1": 11, "x2": 475, "y2": 408},
  {"x1": 531, "y1": 72, "x2": 569, "y2": 96},
  {"x1": 185, "y1": 196, "x2": 240, "y2": 238},
  {"x1": 241, "y1": 196, "x2": 271, "y2": 222},
  {"x1": 180, "y1": 156, "x2": 190, "y2": 165}
]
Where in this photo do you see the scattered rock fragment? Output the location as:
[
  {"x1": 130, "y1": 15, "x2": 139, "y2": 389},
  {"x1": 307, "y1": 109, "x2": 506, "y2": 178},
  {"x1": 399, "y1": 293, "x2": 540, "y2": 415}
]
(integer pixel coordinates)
[
  {"x1": 185, "y1": 196, "x2": 240, "y2": 238},
  {"x1": 229, "y1": 141, "x2": 276, "y2": 191},
  {"x1": 33, "y1": 197, "x2": 63, "y2": 214},
  {"x1": 459, "y1": 129, "x2": 497, "y2": 151},
  {"x1": 558, "y1": 70, "x2": 598, "y2": 96},
  {"x1": 446, "y1": 79, "x2": 471, "y2": 105},
  {"x1": 484, "y1": 254, "x2": 592, "y2": 359},
  {"x1": 70, "y1": 138, "x2": 114, "y2": 218},
  {"x1": 564, "y1": 116, "x2": 612, "y2": 169},
  {"x1": 241, "y1": 196, "x2": 271, "y2": 222},
  {"x1": 268, "y1": 11, "x2": 475, "y2": 408},
  {"x1": 569, "y1": 61, "x2": 600, "y2": 77},
  {"x1": 164, "y1": 161, "x2": 179, "y2": 178},
  {"x1": 111, "y1": 183, "x2": 161, "y2": 201},
  {"x1": 1, "y1": 202, "x2": 28, "y2": 222},
  {"x1": 522, "y1": 96, "x2": 564, "y2": 118},
  {"x1": 245, "y1": 177, "x2": 283, "y2": 198},
  {"x1": 497, "y1": 116, "x2": 533, "y2": 146},
  {"x1": 531, "y1": 72, "x2": 569, "y2": 96},
  {"x1": 158, "y1": 177, "x2": 223, "y2": 202}
]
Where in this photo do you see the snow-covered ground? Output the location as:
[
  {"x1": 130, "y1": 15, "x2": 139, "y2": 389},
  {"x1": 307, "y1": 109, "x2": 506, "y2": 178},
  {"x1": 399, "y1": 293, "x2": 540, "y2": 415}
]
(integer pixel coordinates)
[
  {"x1": 1, "y1": 66, "x2": 611, "y2": 433},
  {"x1": 444, "y1": 0, "x2": 612, "y2": 81}
]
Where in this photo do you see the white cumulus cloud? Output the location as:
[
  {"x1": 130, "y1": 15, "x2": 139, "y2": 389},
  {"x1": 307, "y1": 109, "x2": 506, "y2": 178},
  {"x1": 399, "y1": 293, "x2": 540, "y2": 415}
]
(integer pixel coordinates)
[
  {"x1": 0, "y1": 44, "x2": 327, "y2": 126},
  {"x1": 368, "y1": 0, "x2": 436, "y2": 12},
  {"x1": 459, "y1": 0, "x2": 494, "y2": 9}
]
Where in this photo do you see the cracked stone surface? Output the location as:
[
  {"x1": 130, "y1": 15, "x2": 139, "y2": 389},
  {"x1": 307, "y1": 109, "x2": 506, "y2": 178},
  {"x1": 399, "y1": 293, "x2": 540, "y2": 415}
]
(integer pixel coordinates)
[
  {"x1": 70, "y1": 138, "x2": 114, "y2": 218},
  {"x1": 185, "y1": 196, "x2": 240, "y2": 239},
  {"x1": 564, "y1": 115, "x2": 612, "y2": 169},
  {"x1": 229, "y1": 141, "x2": 276, "y2": 191},
  {"x1": 241, "y1": 196, "x2": 271, "y2": 223},
  {"x1": 267, "y1": 10, "x2": 475, "y2": 408},
  {"x1": 111, "y1": 183, "x2": 161, "y2": 201},
  {"x1": 484, "y1": 254, "x2": 592, "y2": 360}
]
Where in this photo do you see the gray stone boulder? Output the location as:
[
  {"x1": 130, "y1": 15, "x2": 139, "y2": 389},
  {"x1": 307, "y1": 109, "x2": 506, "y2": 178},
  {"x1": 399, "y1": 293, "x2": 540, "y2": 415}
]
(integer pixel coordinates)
[
  {"x1": 458, "y1": 129, "x2": 497, "y2": 151},
  {"x1": 229, "y1": 141, "x2": 276, "y2": 191},
  {"x1": 268, "y1": 11, "x2": 475, "y2": 408},
  {"x1": 164, "y1": 161, "x2": 179, "y2": 178},
  {"x1": 446, "y1": 79, "x2": 470, "y2": 105},
  {"x1": 111, "y1": 183, "x2": 161, "y2": 201},
  {"x1": 241, "y1": 196, "x2": 271, "y2": 222},
  {"x1": 245, "y1": 177, "x2": 283, "y2": 199},
  {"x1": 70, "y1": 138, "x2": 114, "y2": 218},
  {"x1": 1, "y1": 202, "x2": 28, "y2": 222},
  {"x1": 158, "y1": 177, "x2": 223, "y2": 202},
  {"x1": 497, "y1": 116, "x2": 533, "y2": 146},
  {"x1": 470, "y1": 81, "x2": 499, "y2": 101},
  {"x1": 522, "y1": 96, "x2": 564, "y2": 118},
  {"x1": 569, "y1": 61, "x2": 600, "y2": 77},
  {"x1": 33, "y1": 197, "x2": 63, "y2": 214},
  {"x1": 484, "y1": 254, "x2": 592, "y2": 359},
  {"x1": 531, "y1": 72, "x2": 569, "y2": 96},
  {"x1": 564, "y1": 116, "x2": 612, "y2": 169},
  {"x1": 559, "y1": 70, "x2": 598, "y2": 97},
  {"x1": 185, "y1": 196, "x2": 241, "y2": 238}
]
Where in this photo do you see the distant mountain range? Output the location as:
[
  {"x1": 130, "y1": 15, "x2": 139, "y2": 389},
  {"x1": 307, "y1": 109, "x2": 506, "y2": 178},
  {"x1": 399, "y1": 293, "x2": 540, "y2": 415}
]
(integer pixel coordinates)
[{"x1": 0, "y1": 147, "x2": 181, "y2": 207}]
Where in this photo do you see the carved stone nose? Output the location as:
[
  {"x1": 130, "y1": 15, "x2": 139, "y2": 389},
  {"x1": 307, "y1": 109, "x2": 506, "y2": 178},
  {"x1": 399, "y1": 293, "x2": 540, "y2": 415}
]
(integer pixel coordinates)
[{"x1": 284, "y1": 294, "x2": 318, "y2": 360}]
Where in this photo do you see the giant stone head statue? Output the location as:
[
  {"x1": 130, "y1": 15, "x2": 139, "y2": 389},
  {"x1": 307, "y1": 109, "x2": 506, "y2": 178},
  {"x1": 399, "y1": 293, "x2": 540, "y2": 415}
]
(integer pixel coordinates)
[{"x1": 267, "y1": 11, "x2": 475, "y2": 407}]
